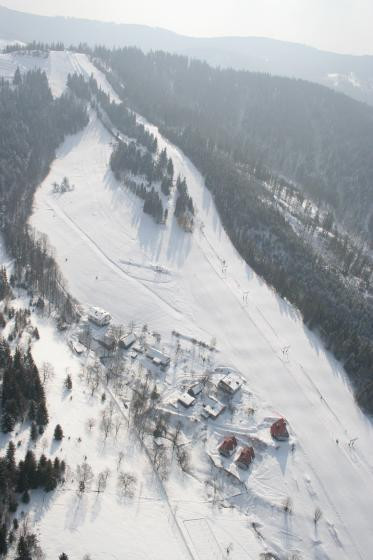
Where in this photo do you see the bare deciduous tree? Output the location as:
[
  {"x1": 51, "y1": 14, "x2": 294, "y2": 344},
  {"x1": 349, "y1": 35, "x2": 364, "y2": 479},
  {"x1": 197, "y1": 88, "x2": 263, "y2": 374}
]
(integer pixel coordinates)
[
  {"x1": 117, "y1": 451, "x2": 124, "y2": 471},
  {"x1": 40, "y1": 362, "x2": 54, "y2": 386},
  {"x1": 176, "y1": 447, "x2": 190, "y2": 473},
  {"x1": 100, "y1": 414, "x2": 113, "y2": 440},
  {"x1": 96, "y1": 469, "x2": 111, "y2": 493},
  {"x1": 76, "y1": 462, "x2": 94, "y2": 494},
  {"x1": 117, "y1": 471, "x2": 137, "y2": 498},
  {"x1": 151, "y1": 443, "x2": 170, "y2": 481},
  {"x1": 283, "y1": 496, "x2": 293, "y2": 514},
  {"x1": 113, "y1": 415, "x2": 123, "y2": 439},
  {"x1": 86, "y1": 417, "x2": 96, "y2": 431},
  {"x1": 314, "y1": 507, "x2": 322, "y2": 525},
  {"x1": 86, "y1": 360, "x2": 101, "y2": 396}
]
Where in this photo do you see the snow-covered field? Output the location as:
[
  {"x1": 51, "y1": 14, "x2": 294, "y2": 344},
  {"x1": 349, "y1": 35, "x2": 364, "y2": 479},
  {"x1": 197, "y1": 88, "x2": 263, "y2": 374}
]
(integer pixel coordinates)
[{"x1": 1, "y1": 50, "x2": 373, "y2": 559}]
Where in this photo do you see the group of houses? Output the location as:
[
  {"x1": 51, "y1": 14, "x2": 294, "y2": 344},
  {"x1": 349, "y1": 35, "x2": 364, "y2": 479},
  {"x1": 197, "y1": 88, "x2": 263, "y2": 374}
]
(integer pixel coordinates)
[
  {"x1": 218, "y1": 436, "x2": 256, "y2": 470},
  {"x1": 177, "y1": 371, "x2": 244, "y2": 419},
  {"x1": 218, "y1": 418, "x2": 289, "y2": 471},
  {"x1": 85, "y1": 306, "x2": 173, "y2": 370}
]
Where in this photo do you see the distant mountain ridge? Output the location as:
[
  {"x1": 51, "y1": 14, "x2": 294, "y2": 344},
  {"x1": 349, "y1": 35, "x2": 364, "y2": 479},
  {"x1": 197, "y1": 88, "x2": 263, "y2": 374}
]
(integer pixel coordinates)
[{"x1": 1, "y1": 4, "x2": 373, "y2": 105}]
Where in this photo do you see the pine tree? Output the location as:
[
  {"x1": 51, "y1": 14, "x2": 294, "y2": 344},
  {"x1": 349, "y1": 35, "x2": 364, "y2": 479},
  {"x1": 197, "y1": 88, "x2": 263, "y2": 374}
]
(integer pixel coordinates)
[
  {"x1": 167, "y1": 157, "x2": 174, "y2": 178},
  {"x1": 36, "y1": 396, "x2": 48, "y2": 427},
  {"x1": 30, "y1": 422, "x2": 38, "y2": 442},
  {"x1": 54, "y1": 424, "x2": 63, "y2": 441},
  {"x1": 21, "y1": 490, "x2": 30, "y2": 504},
  {"x1": 17, "y1": 450, "x2": 38, "y2": 492},
  {"x1": 43, "y1": 460, "x2": 57, "y2": 492},
  {"x1": 59, "y1": 553, "x2": 69, "y2": 560},
  {"x1": 16, "y1": 534, "x2": 36, "y2": 560},
  {"x1": 6, "y1": 441, "x2": 16, "y2": 474},
  {"x1": 0, "y1": 524, "x2": 8, "y2": 556},
  {"x1": 13, "y1": 67, "x2": 22, "y2": 86},
  {"x1": 64, "y1": 375, "x2": 72, "y2": 391},
  {"x1": 1, "y1": 412, "x2": 15, "y2": 433},
  {"x1": 28, "y1": 401, "x2": 36, "y2": 422}
]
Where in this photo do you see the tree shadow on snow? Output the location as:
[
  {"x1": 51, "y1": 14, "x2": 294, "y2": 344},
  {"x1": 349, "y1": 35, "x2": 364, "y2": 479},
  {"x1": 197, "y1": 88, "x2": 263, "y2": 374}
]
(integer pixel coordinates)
[
  {"x1": 137, "y1": 213, "x2": 164, "y2": 263},
  {"x1": 28, "y1": 488, "x2": 56, "y2": 523},
  {"x1": 64, "y1": 492, "x2": 89, "y2": 531},
  {"x1": 166, "y1": 216, "x2": 192, "y2": 268}
]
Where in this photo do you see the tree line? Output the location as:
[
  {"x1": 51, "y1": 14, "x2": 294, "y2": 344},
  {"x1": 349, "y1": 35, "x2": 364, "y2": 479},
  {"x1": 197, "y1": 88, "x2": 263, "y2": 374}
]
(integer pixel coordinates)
[
  {"x1": 1, "y1": 342, "x2": 48, "y2": 433},
  {"x1": 68, "y1": 71, "x2": 195, "y2": 229},
  {"x1": 93, "y1": 47, "x2": 373, "y2": 412},
  {"x1": 0, "y1": 68, "x2": 88, "y2": 322},
  {"x1": 0, "y1": 441, "x2": 65, "y2": 557},
  {"x1": 93, "y1": 46, "x2": 373, "y2": 243}
]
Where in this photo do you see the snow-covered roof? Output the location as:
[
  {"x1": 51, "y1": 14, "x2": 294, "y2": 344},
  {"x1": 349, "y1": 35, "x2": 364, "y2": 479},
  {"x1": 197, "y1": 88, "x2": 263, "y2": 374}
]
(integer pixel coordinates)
[
  {"x1": 236, "y1": 446, "x2": 255, "y2": 466},
  {"x1": 120, "y1": 333, "x2": 137, "y2": 348},
  {"x1": 178, "y1": 392, "x2": 196, "y2": 408},
  {"x1": 271, "y1": 418, "x2": 289, "y2": 439},
  {"x1": 146, "y1": 345, "x2": 170, "y2": 365},
  {"x1": 218, "y1": 372, "x2": 243, "y2": 394},
  {"x1": 202, "y1": 395, "x2": 225, "y2": 418},
  {"x1": 219, "y1": 436, "x2": 238, "y2": 454},
  {"x1": 188, "y1": 382, "x2": 204, "y2": 397},
  {"x1": 69, "y1": 339, "x2": 86, "y2": 355},
  {"x1": 88, "y1": 306, "x2": 111, "y2": 325}
]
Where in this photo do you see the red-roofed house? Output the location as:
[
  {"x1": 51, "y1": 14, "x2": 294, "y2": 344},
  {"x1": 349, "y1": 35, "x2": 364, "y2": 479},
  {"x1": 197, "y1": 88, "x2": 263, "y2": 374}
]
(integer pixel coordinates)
[
  {"x1": 235, "y1": 446, "x2": 255, "y2": 470},
  {"x1": 270, "y1": 418, "x2": 289, "y2": 441},
  {"x1": 218, "y1": 436, "x2": 238, "y2": 457}
]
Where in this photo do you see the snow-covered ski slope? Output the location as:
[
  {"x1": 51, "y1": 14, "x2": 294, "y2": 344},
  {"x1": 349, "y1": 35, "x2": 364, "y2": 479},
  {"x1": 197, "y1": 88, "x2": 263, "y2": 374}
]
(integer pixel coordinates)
[
  {"x1": 0, "y1": 49, "x2": 116, "y2": 98},
  {"x1": 20, "y1": 52, "x2": 373, "y2": 559}
]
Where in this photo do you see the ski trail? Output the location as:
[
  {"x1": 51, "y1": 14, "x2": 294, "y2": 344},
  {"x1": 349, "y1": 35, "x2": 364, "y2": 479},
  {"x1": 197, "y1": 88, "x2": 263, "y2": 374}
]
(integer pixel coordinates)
[
  {"x1": 44, "y1": 198, "x2": 184, "y2": 322},
  {"x1": 193, "y1": 228, "x2": 366, "y2": 560}
]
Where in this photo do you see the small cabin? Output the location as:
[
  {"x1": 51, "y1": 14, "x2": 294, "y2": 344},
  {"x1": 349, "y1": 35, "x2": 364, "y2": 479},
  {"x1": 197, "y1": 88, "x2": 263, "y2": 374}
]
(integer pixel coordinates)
[
  {"x1": 178, "y1": 392, "x2": 196, "y2": 408},
  {"x1": 187, "y1": 382, "x2": 204, "y2": 398},
  {"x1": 88, "y1": 307, "x2": 111, "y2": 327},
  {"x1": 97, "y1": 333, "x2": 116, "y2": 351},
  {"x1": 218, "y1": 436, "x2": 238, "y2": 457},
  {"x1": 218, "y1": 373, "x2": 243, "y2": 395},
  {"x1": 270, "y1": 418, "x2": 289, "y2": 441},
  {"x1": 69, "y1": 339, "x2": 86, "y2": 355},
  {"x1": 146, "y1": 346, "x2": 170, "y2": 369},
  {"x1": 119, "y1": 333, "x2": 137, "y2": 350},
  {"x1": 235, "y1": 446, "x2": 255, "y2": 470},
  {"x1": 201, "y1": 395, "x2": 225, "y2": 419}
]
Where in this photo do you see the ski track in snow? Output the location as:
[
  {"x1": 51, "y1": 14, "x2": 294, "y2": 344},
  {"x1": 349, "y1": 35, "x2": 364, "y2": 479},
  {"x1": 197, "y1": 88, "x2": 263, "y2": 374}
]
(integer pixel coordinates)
[
  {"x1": 0, "y1": 49, "x2": 368, "y2": 559},
  {"x1": 45, "y1": 197, "x2": 184, "y2": 322}
]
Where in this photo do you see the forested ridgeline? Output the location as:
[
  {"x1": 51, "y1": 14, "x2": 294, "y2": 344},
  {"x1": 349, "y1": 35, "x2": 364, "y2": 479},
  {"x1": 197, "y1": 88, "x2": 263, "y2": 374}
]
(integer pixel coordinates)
[
  {"x1": 94, "y1": 47, "x2": 373, "y2": 241},
  {"x1": 0, "y1": 68, "x2": 88, "y2": 320},
  {"x1": 93, "y1": 48, "x2": 373, "y2": 413}
]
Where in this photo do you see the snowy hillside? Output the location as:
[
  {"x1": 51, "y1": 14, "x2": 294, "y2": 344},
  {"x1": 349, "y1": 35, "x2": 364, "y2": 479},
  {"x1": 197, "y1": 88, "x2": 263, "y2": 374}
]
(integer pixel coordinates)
[
  {"x1": 1, "y1": 50, "x2": 372, "y2": 559},
  {"x1": 0, "y1": 49, "x2": 114, "y2": 98}
]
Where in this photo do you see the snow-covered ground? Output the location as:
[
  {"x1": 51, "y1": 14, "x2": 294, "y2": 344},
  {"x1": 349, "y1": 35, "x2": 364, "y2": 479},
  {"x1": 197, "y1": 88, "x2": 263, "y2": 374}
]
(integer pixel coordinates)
[
  {"x1": 0, "y1": 49, "x2": 117, "y2": 98},
  {"x1": 1, "y1": 50, "x2": 373, "y2": 559}
]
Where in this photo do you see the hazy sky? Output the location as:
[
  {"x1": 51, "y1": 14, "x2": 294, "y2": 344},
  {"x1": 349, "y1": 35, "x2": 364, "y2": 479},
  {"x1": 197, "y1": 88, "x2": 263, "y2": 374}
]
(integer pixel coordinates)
[{"x1": 1, "y1": 0, "x2": 371, "y2": 55}]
